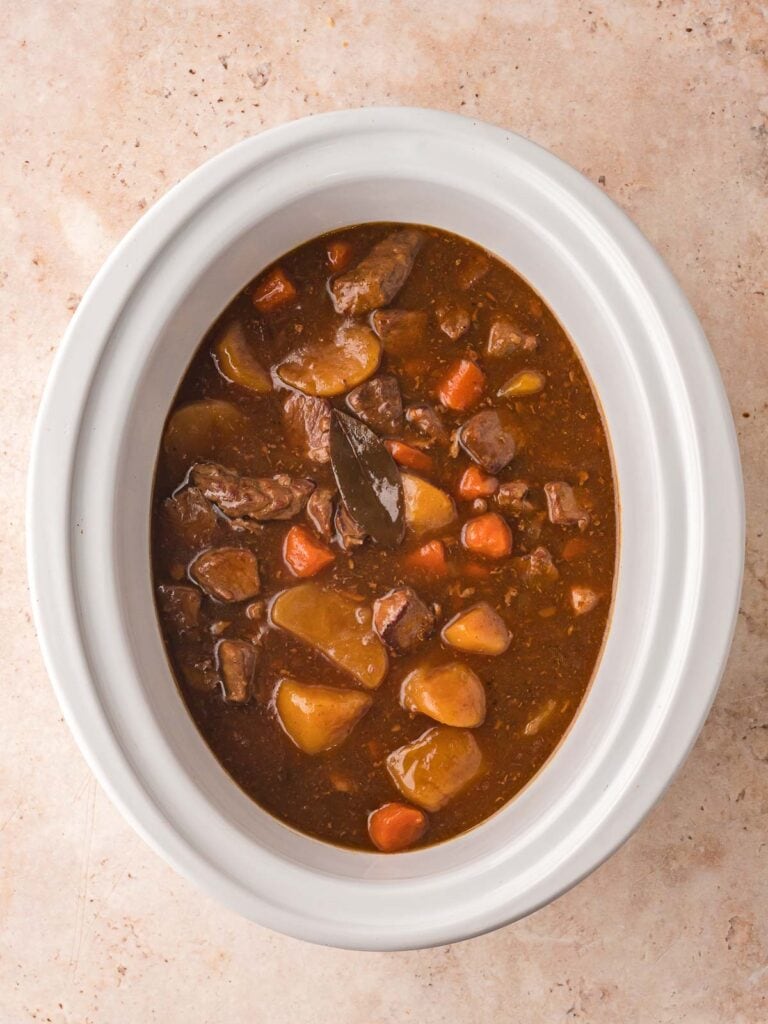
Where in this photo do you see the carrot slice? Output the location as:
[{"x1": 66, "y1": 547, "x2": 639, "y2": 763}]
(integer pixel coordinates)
[
  {"x1": 405, "y1": 539, "x2": 449, "y2": 574},
  {"x1": 385, "y1": 440, "x2": 433, "y2": 473},
  {"x1": 464, "y1": 560, "x2": 492, "y2": 578},
  {"x1": 283, "y1": 525, "x2": 335, "y2": 578},
  {"x1": 368, "y1": 802, "x2": 428, "y2": 852},
  {"x1": 462, "y1": 512, "x2": 513, "y2": 559},
  {"x1": 457, "y1": 465, "x2": 499, "y2": 500},
  {"x1": 252, "y1": 267, "x2": 297, "y2": 313},
  {"x1": 327, "y1": 240, "x2": 353, "y2": 271},
  {"x1": 562, "y1": 537, "x2": 591, "y2": 561},
  {"x1": 437, "y1": 358, "x2": 485, "y2": 411}
]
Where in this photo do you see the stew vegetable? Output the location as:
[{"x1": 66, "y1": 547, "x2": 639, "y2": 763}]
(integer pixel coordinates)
[{"x1": 152, "y1": 223, "x2": 616, "y2": 852}]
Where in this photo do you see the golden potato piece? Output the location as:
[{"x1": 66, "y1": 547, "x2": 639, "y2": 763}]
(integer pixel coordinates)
[
  {"x1": 441, "y1": 602, "x2": 511, "y2": 655},
  {"x1": 387, "y1": 726, "x2": 483, "y2": 811},
  {"x1": 277, "y1": 322, "x2": 382, "y2": 397},
  {"x1": 162, "y1": 399, "x2": 250, "y2": 479},
  {"x1": 401, "y1": 662, "x2": 486, "y2": 727},
  {"x1": 270, "y1": 583, "x2": 388, "y2": 688},
  {"x1": 497, "y1": 369, "x2": 545, "y2": 399},
  {"x1": 401, "y1": 473, "x2": 457, "y2": 536},
  {"x1": 214, "y1": 321, "x2": 272, "y2": 393},
  {"x1": 275, "y1": 679, "x2": 372, "y2": 754}
]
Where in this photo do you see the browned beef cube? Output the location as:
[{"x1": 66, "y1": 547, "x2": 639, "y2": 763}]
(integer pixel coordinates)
[
  {"x1": 496, "y1": 479, "x2": 535, "y2": 516},
  {"x1": 157, "y1": 584, "x2": 201, "y2": 631},
  {"x1": 346, "y1": 374, "x2": 404, "y2": 436},
  {"x1": 486, "y1": 316, "x2": 537, "y2": 357},
  {"x1": 192, "y1": 463, "x2": 314, "y2": 521},
  {"x1": 459, "y1": 410, "x2": 517, "y2": 474},
  {"x1": 571, "y1": 585, "x2": 600, "y2": 615},
  {"x1": 190, "y1": 546, "x2": 261, "y2": 601},
  {"x1": 456, "y1": 250, "x2": 490, "y2": 290},
  {"x1": 373, "y1": 587, "x2": 435, "y2": 654},
  {"x1": 306, "y1": 487, "x2": 336, "y2": 542},
  {"x1": 331, "y1": 229, "x2": 423, "y2": 315},
  {"x1": 371, "y1": 308, "x2": 428, "y2": 352},
  {"x1": 283, "y1": 392, "x2": 331, "y2": 464},
  {"x1": 178, "y1": 647, "x2": 218, "y2": 692},
  {"x1": 405, "y1": 403, "x2": 449, "y2": 446},
  {"x1": 334, "y1": 502, "x2": 366, "y2": 552},
  {"x1": 436, "y1": 301, "x2": 471, "y2": 340},
  {"x1": 161, "y1": 487, "x2": 217, "y2": 549},
  {"x1": 216, "y1": 639, "x2": 257, "y2": 702},
  {"x1": 515, "y1": 546, "x2": 560, "y2": 584},
  {"x1": 544, "y1": 481, "x2": 590, "y2": 529}
]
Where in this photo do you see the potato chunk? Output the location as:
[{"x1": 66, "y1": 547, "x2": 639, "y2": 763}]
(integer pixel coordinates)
[
  {"x1": 387, "y1": 727, "x2": 483, "y2": 811},
  {"x1": 163, "y1": 399, "x2": 251, "y2": 478},
  {"x1": 277, "y1": 322, "x2": 381, "y2": 397},
  {"x1": 214, "y1": 321, "x2": 272, "y2": 393},
  {"x1": 441, "y1": 602, "x2": 511, "y2": 655},
  {"x1": 401, "y1": 662, "x2": 486, "y2": 727},
  {"x1": 270, "y1": 583, "x2": 388, "y2": 688},
  {"x1": 401, "y1": 473, "x2": 457, "y2": 536},
  {"x1": 275, "y1": 679, "x2": 372, "y2": 754},
  {"x1": 497, "y1": 369, "x2": 545, "y2": 399}
]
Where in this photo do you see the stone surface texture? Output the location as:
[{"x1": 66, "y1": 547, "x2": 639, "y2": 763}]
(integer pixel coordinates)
[{"x1": 2, "y1": 1, "x2": 766, "y2": 1021}]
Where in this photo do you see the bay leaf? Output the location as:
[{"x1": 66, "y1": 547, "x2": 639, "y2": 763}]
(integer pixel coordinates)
[{"x1": 329, "y1": 410, "x2": 404, "y2": 546}]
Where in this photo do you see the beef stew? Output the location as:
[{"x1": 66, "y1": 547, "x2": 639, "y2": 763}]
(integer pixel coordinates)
[{"x1": 152, "y1": 223, "x2": 617, "y2": 852}]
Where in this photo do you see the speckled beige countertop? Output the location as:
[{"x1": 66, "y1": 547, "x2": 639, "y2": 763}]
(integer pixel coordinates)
[{"x1": 2, "y1": 2, "x2": 766, "y2": 1021}]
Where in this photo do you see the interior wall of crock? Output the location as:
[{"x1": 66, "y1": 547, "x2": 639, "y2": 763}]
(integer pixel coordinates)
[{"x1": 108, "y1": 173, "x2": 655, "y2": 881}]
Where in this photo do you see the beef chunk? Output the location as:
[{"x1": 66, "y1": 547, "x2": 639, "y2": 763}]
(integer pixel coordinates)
[
  {"x1": 178, "y1": 646, "x2": 218, "y2": 692},
  {"x1": 516, "y1": 546, "x2": 559, "y2": 584},
  {"x1": 283, "y1": 392, "x2": 331, "y2": 464},
  {"x1": 162, "y1": 487, "x2": 217, "y2": 548},
  {"x1": 216, "y1": 639, "x2": 257, "y2": 703},
  {"x1": 486, "y1": 316, "x2": 537, "y2": 357},
  {"x1": 227, "y1": 517, "x2": 264, "y2": 536},
  {"x1": 371, "y1": 308, "x2": 427, "y2": 352},
  {"x1": 436, "y1": 301, "x2": 471, "y2": 340},
  {"x1": 456, "y1": 250, "x2": 490, "y2": 290},
  {"x1": 544, "y1": 481, "x2": 590, "y2": 529},
  {"x1": 405, "y1": 403, "x2": 449, "y2": 446},
  {"x1": 571, "y1": 585, "x2": 600, "y2": 615},
  {"x1": 157, "y1": 584, "x2": 201, "y2": 631},
  {"x1": 306, "y1": 486, "x2": 336, "y2": 542},
  {"x1": 192, "y1": 463, "x2": 314, "y2": 521},
  {"x1": 335, "y1": 501, "x2": 367, "y2": 552},
  {"x1": 496, "y1": 480, "x2": 535, "y2": 516},
  {"x1": 331, "y1": 229, "x2": 424, "y2": 315},
  {"x1": 373, "y1": 587, "x2": 435, "y2": 654},
  {"x1": 459, "y1": 410, "x2": 517, "y2": 474},
  {"x1": 346, "y1": 374, "x2": 404, "y2": 435},
  {"x1": 190, "y1": 546, "x2": 261, "y2": 601}
]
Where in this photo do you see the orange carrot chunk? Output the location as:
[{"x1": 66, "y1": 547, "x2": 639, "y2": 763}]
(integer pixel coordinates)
[
  {"x1": 252, "y1": 267, "x2": 297, "y2": 313},
  {"x1": 283, "y1": 525, "x2": 335, "y2": 578},
  {"x1": 464, "y1": 560, "x2": 492, "y2": 578},
  {"x1": 385, "y1": 439, "x2": 433, "y2": 473},
  {"x1": 405, "y1": 539, "x2": 449, "y2": 575},
  {"x1": 368, "y1": 802, "x2": 428, "y2": 853},
  {"x1": 462, "y1": 512, "x2": 513, "y2": 559},
  {"x1": 437, "y1": 358, "x2": 485, "y2": 411},
  {"x1": 562, "y1": 536, "x2": 591, "y2": 561},
  {"x1": 326, "y1": 240, "x2": 353, "y2": 271},
  {"x1": 457, "y1": 465, "x2": 499, "y2": 500}
]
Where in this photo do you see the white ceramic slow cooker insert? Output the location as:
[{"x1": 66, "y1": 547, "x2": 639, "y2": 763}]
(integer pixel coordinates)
[{"x1": 28, "y1": 108, "x2": 743, "y2": 950}]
